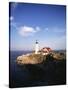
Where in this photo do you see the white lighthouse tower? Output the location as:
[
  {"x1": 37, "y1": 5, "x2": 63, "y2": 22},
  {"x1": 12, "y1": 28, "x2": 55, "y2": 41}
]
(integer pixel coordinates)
[{"x1": 35, "y1": 40, "x2": 39, "y2": 54}]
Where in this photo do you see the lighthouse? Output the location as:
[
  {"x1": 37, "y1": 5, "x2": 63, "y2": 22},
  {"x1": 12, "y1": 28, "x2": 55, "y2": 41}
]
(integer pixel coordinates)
[{"x1": 35, "y1": 40, "x2": 39, "y2": 54}]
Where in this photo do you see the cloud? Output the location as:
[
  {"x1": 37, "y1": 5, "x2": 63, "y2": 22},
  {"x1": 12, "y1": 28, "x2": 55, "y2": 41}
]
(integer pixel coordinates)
[
  {"x1": 44, "y1": 27, "x2": 65, "y2": 34},
  {"x1": 36, "y1": 26, "x2": 40, "y2": 31},
  {"x1": 40, "y1": 35, "x2": 66, "y2": 50},
  {"x1": 18, "y1": 26, "x2": 40, "y2": 37},
  {"x1": 52, "y1": 27, "x2": 65, "y2": 33},
  {"x1": 11, "y1": 22, "x2": 19, "y2": 30},
  {"x1": 12, "y1": 2, "x2": 18, "y2": 9},
  {"x1": 10, "y1": 16, "x2": 14, "y2": 21},
  {"x1": 10, "y1": 16, "x2": 19, "y2": 30},
  {"x1": 45, "y1": 28, "x2": 49, "y2": 31}
]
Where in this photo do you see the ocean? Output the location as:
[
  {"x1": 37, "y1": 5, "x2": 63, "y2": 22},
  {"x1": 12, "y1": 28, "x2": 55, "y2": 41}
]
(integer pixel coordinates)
[{"x1": 9, "y1": 51, "x2": 66, "y2": 88}]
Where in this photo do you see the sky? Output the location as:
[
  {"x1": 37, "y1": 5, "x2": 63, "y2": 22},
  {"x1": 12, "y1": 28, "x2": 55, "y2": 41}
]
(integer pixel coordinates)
[{"x1": 9, "y1": 2, "x2": 66, "y2": 51}]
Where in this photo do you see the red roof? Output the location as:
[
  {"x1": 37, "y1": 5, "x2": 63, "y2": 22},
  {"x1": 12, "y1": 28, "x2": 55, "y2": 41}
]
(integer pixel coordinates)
[{"x1": 41, "y1": 47, "x2": 52, "y2": 52}]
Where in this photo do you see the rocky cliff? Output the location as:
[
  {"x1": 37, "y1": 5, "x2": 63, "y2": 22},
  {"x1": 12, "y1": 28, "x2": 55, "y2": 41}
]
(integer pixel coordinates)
[
  {"x1": 17, "y1": 53, "x2": 44, "y2": 64},
  {"x1": 16, "y1": 52, "x2": 65, "y2": 65}
]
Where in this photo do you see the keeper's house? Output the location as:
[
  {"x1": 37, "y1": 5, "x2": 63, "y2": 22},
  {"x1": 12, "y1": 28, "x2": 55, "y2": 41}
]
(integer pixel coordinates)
[{"x1": 41, "y1": 47, "x2": 52, "y2": 55}]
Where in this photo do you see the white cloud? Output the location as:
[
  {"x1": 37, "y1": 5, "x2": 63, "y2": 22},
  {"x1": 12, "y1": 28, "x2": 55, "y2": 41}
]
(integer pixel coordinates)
[
  {"x1": 19, "y1": 26, "x2": 40, "y2": 37},
  {"x1": 10, "y1": 16, "x2": 20, "y2": 30},
  {"x1": 11, "y1": 22, "x2": 19, "y2": 30},
  {"x1": 10, "y1": 16, "x2": 14, "y2": 21},
  {"x1": 44, "y1": 27, "x2": 65, "y2": 34},
  {"x1": 53, "y1": 28, "x2": 65, "y2": 33},
  {"x1": 12, "y1": 2, "x2": 18, "y2": 9},
  {"x1": 45, "y1": 28, "x2": 49, "y2": 31},
  {"x1": 36, "y1": 26, "x2": 40, "y2": 31},
  {"x1": 40, "y1": 35, "x2": 66, "y2": 50}
]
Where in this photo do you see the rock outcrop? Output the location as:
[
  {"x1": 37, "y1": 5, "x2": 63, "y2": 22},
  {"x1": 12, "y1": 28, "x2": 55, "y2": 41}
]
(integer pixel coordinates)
[
  {"x1": 16, "y1": 52, "x2": 65, "y2": 65},
  {"x1": 17, "y1": 53, "x2": 44, "y2": 64},
  {"x1": 53, "y1": 53, "x2": 66, "y2": 60}
]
